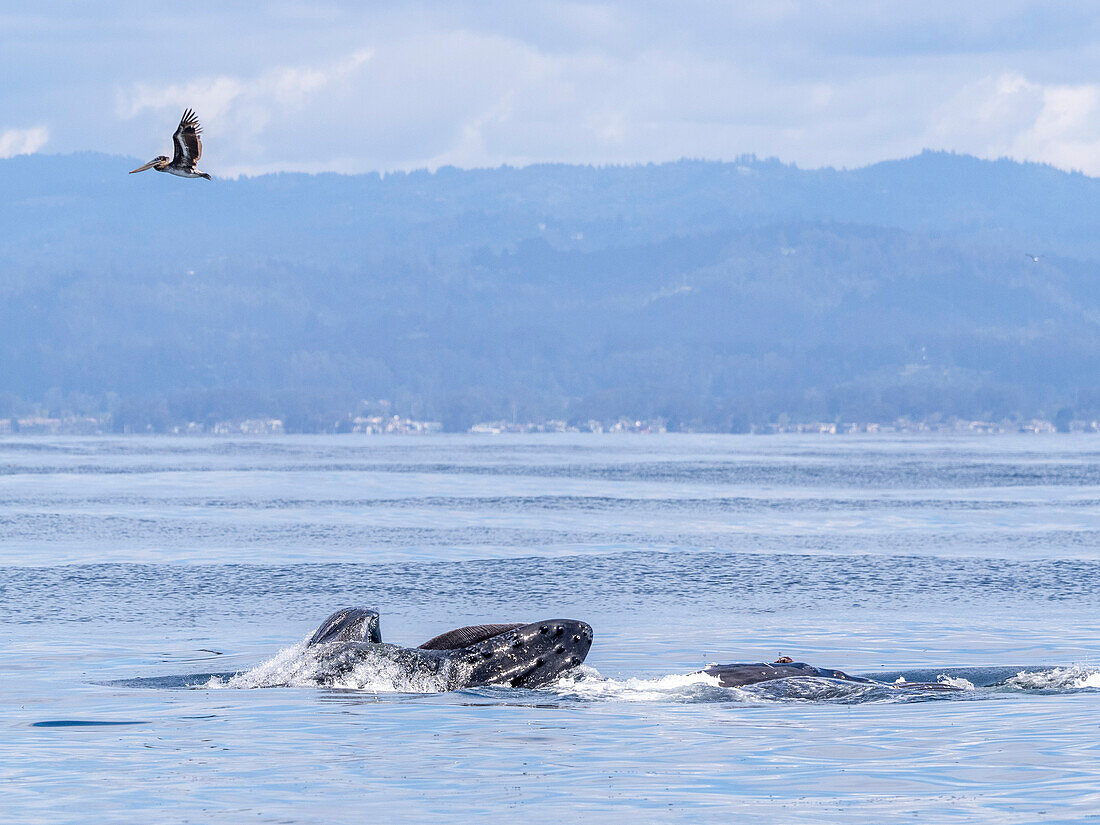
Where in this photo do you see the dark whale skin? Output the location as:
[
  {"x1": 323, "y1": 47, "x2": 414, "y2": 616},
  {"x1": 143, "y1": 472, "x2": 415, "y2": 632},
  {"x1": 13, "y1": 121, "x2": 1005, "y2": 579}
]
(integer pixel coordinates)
[
  {"x1": 703, "y1": 661, "x2": 962, "y2": 691},
  {"x1": 704, "y1": 661, "x2": 875, "y2": 687},
  {"x1": 451, "y1": 619, "x2": 593, "y2": 688},
  {"x1": 305, "y1": 610, "x2": 593, "y2": 691}
]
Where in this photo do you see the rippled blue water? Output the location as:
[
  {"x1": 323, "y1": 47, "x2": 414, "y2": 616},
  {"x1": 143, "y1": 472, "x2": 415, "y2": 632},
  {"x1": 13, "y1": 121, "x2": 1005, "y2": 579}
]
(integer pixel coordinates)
[{"x1": 2, "y1": 434, "x2": 1098, "y2": 823}]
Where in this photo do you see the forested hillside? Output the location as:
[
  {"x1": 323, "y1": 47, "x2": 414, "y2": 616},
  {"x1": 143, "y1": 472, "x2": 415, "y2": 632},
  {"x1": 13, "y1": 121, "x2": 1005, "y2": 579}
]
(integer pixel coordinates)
[{"x1": 2, "y1": 151, "x2": 1098, "y2": 430}]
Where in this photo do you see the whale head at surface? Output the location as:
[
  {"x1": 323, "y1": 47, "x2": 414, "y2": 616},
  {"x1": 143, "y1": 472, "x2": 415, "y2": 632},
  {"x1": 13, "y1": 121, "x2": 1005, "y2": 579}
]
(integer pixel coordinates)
[{"x1": 297, "y1": 608, "x2": 592, "y2": 691}]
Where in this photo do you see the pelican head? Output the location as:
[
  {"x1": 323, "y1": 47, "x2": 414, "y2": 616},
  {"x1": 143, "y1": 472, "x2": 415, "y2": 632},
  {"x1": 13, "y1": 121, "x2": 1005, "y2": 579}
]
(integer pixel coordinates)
[{"x1": 130, "y1": 156, "x2": 169, "y2": 174}]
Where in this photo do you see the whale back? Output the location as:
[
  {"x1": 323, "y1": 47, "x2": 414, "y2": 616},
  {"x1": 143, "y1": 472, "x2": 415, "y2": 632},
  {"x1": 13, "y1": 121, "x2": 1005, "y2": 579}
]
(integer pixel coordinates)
[
  {"x1": 704, "y1": 661, "x2": 875, "y2": 687},
  {"x1": 418, "y1": 623, "x2": 526, "y2": 650},
  {"x1": 307, "y1": 607, "x2": 382, "y2": 646}
]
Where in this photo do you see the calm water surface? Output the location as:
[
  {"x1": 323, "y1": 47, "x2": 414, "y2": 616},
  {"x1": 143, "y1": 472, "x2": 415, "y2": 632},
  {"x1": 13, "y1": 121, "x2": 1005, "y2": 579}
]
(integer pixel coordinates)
[{"x1": 2, "y1": 434, "x2": 1098, "y2": 823}]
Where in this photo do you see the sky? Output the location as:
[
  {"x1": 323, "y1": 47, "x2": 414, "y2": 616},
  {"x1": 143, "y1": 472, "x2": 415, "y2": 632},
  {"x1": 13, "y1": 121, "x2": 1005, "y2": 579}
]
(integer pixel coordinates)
[{"x1": 3, "y1": 1, "x2": 1100, "y2": 176}]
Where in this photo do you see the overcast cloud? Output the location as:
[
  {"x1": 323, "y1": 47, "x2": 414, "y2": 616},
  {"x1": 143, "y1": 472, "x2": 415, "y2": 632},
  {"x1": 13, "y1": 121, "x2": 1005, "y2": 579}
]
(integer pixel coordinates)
[{"x1": 3, "y1": 1, "x2": 1100, "y2": 175}]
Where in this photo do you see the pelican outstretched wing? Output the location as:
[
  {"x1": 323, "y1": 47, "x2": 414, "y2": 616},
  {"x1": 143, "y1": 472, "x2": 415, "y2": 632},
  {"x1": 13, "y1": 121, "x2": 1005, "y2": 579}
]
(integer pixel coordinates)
[{"x1": 171, "y1": 109, "x2": 203, "y2": 168}]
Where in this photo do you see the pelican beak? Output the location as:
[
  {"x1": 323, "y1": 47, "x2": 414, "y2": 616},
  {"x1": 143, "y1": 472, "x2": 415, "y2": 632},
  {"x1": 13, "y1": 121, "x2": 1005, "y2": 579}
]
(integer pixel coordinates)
[{"x1": 130, "y1": 159, "x2": 158, "y2": 174}]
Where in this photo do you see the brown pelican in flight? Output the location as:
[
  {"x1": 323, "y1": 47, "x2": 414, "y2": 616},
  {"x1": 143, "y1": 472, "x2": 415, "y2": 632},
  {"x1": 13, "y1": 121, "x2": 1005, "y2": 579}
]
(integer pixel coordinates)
[{"x1": 130, "y1": 109, "x2": 211, "y2": 179}]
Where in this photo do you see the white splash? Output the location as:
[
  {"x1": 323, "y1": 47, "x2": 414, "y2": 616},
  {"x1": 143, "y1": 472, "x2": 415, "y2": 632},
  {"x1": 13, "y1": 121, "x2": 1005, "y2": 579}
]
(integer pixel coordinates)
[
  {"x1": 552, "y1": 666, "x2": 726, "y2": 702},
  {"x1": 203, "y1": 641, "x2": 451, "y2": 693},
  {"x1": 1004, "y1": 666, "x2": 1100, "y2": 691},
  {"x1": 936, "y1": 675, "x2": 976, "y2": 690}
]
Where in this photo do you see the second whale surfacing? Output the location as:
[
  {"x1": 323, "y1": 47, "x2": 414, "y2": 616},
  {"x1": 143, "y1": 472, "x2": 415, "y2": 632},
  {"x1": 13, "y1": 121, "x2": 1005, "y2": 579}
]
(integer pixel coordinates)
[
  {"x1": 702, "y1": 660, "x2": 963, "y2": 691},
  {"x1": 297, "y1": 607, "x2": 593, "y2": 691}
]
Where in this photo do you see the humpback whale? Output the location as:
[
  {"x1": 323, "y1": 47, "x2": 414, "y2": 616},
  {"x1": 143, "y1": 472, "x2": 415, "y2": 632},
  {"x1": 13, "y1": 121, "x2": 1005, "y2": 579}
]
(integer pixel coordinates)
[
  {"x1": 301, "y1": 607, "x2": 593, "y2": 691},
  {"x1": 702, "y1": 659, "x2": 961, "y2": 691},
  {"x1": 703, "y1": 660, "x2": 875, "y2": 687}
]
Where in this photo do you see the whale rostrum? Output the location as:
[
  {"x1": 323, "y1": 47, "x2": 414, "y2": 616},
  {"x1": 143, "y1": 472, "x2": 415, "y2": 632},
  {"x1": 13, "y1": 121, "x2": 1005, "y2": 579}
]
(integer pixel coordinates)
[{"x1": 303, "y1": 607, "x2": 593, "y2": 691}]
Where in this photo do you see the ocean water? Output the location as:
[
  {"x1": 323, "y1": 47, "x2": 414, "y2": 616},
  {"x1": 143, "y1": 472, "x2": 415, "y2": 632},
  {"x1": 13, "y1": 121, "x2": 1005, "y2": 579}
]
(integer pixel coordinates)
[{"x1": 1, "y1": 434, "x2": 1098, "y2": 823}]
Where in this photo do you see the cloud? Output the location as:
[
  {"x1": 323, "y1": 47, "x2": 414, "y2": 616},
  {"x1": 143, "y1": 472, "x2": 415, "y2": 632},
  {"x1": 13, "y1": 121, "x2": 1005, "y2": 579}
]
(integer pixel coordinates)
[
  {"x1": 111, "y1": 27, "x2": 934, "y2": 176},
  {"x1": 928, "y1": 73, "x2": 1100, "y2": 174},
  {"x1": 116, "y1": 50, "x2": 373, "y2": 174},
  {"x1": 7, "y1": 2, "x2": 1100, "y2": 174},
  {"x1": 117, "y1": 50, "x2": 373, "y2": 122},
  {"x1": 0, "y1": 125, "x2": 48, "y2": 158}
]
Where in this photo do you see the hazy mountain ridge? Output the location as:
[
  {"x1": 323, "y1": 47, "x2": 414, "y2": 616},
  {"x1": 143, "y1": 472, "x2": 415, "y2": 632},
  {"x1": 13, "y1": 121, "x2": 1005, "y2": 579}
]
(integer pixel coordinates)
[{"x1": 1, "y1": 151, "x2": 1098, "y2": 430}]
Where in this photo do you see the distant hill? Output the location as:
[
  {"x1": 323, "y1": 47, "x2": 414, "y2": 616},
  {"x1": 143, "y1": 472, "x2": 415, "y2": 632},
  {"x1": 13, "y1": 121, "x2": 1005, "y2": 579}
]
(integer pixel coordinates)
[{"x1": 1, "y1": 151, "x2": 1098, "y2": 430}]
